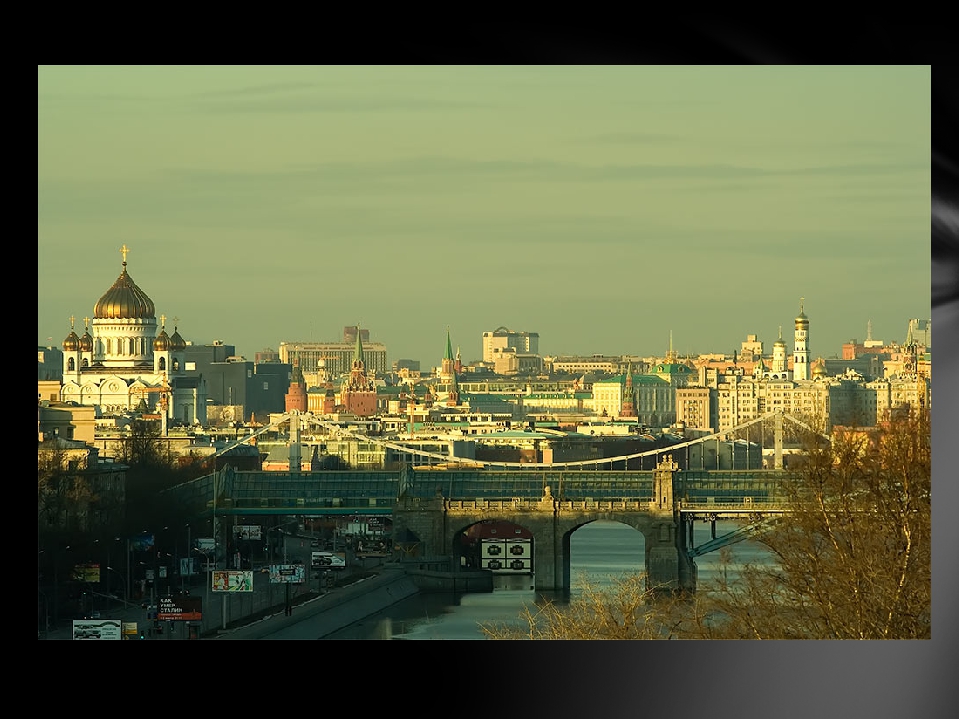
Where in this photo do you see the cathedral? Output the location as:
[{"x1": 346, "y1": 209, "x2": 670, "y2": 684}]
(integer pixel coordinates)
[{"x1": 58, "y1": 246, "x2": 207, "y2": 427}]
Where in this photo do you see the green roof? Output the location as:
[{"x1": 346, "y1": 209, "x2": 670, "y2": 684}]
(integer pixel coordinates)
[{"x1": 596, "y1": 374, "x2": 668, "y2": 386}]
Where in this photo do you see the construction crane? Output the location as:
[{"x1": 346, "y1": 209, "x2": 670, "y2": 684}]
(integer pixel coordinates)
[{"x1": 129, "y1": 371, "x2": 173, "y2": 436}]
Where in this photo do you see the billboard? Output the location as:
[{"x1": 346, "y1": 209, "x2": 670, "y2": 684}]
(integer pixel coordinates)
[
  {"x1": 158, "y1": 595, "x2": 203, "y2": 621},
  {"x1": 195, "y1": 537, "x2": 216, "y2": 552},
  {"x1": 311, "y1": 551, "x2": 346, "y2": 569},
  {"x1": 72, "y1": 563, "x2": 101, "y2": 582},
  {"x1": 268, "y1": 564, "x2": 305, "y2": 584},
  {"x1": 212, "y1": 570, "x2": 253, "y2": 592},
  {"x1": 73, "y1": 619, "x2": 122, "y2": 640},
  {"x1": 236, "y1": 525, "x2": 262, "y2": 540},
  {"x1": 130, "y1": 533, "x2": 155, "y2": 551}
]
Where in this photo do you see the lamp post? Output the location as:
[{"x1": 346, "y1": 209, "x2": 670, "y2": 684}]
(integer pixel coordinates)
[
  {"x1": 193, "y1": 547, "x2": 212, "y2": 630},
  {"x1": 104, "y1": 566, "x2": 134, "y2": 607},
  {"x1": 182, "y1": 523, "x2": 192, "y2": 592}
]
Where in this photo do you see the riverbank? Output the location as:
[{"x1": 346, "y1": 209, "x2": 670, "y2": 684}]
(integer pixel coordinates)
[{"x1": 213, "y1": 565, "x2": 422, "y2": 639}]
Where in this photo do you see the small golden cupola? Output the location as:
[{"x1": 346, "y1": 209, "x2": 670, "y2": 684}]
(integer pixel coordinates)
[
  {"x1": 79, "y1": 317, "x2": 94, "y2": 353},
  {"x1": 811, "y1": 357, "x2": 827, "y2": 378},
  {"x1": 62, "y1": 316, "x2": 80, "y2": 351},
  {"x1": 154, "y1": 324, "x2": 171, "y2": 351},
  {"x1": 170, "y1": 325, "x2": 186, "y2": 351}
]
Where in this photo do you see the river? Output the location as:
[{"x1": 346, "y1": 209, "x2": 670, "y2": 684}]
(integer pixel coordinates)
[{"x1": 323, "y1": 520, "x2": 775, "y2": 640}]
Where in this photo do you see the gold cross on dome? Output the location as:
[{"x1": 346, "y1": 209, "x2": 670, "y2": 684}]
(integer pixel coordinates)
[
  {"x1": 69, "y1": 315, "x2": 75, "y2": 329},
  {"x1": 120, "y1": 244, "x2": 129, "y2": 263},
  {"x1": 83, "y1": 317, "x2": 90, "y2": 329},
  {"x1": 160, "y1": 314, "x2": 166, "y2": 328}
]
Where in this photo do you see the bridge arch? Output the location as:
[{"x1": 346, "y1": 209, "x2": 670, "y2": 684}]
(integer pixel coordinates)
[{"x1": 560, "y1": 518, "x2": 646, "y2": 593}]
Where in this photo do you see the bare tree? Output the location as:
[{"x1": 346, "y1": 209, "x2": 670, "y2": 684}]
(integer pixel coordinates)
[
  {"x1": 674, "y1": 409, "x2": 931, "y2": 640},
  {"x1": 480, "y1": 572, "x2": 684, "y2": 640}
]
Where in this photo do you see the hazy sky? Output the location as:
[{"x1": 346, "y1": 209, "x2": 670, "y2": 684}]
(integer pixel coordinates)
[{"x1": 38, "y1": 65, "x2": 931, "y2": 364}]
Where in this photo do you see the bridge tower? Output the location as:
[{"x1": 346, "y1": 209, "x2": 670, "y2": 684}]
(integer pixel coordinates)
[
  {"x1": 774, "y1": 409, "x2": 784, "y2": 469},
  {"x1": 648, "y1": 455, "x2": 697, "y2": 592}
]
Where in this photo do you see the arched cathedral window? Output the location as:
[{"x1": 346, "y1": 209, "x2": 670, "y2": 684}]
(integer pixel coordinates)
[
  {"x1": 68, "y1": 358, "x2": 75, "y2": 371},
  {"x1": 159, "y1": 357, "x2": 166, "y2": 371}
]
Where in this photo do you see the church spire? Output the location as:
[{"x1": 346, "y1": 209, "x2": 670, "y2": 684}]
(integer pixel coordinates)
[
  {"x1": 444, "y1": 326, "x2": 454, "y2": 362},
  {"x1": 353, "y1": 324, "x2": 364, "y2": 366}
]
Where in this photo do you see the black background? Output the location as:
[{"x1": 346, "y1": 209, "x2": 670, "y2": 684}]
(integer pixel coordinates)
[{"x1": 45, "y1": 18, "x2": 957, "y2": 720}]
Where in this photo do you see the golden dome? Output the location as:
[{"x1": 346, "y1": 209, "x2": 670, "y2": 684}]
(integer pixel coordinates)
[
  {"x1": 154, "y1": 328, "x2": 171, "y2": 351},
  {"x1": 812, "y1": 357, "x2": 827, "y2": 376},
  {"x1": 62, "y1": 330, "x2": 80, "y2": 351},
  {"x1": 79, "y1": 330, "x2": 93, "y2": 352},
  {"x1": 170, "y1": 327, "x2": 186, "y2": 351},
  {"x1": 94, "y1": 262, "x2": 156, "y2": 320}
]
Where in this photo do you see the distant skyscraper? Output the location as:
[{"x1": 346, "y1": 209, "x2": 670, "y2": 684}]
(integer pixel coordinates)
[
  {"x1": 482, "y1": 327, "x2": 540, "y2": 362},
  {"x1": 343, "y1": 326, "x2": 370, "y2": 345}
]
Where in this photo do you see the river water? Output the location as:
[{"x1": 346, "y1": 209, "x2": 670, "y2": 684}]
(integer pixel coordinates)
[{"x1": 324, "y1": 520, "x2": 775, "y2": 640}]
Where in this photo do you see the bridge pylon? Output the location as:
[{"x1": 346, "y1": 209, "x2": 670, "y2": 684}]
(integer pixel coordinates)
[{"x1": 774, "y1": 410, "x2": 783, "y2": 470}]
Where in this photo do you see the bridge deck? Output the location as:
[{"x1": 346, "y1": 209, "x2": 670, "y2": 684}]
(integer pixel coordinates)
[{"x1": 166, "y1": 467, "x2": 797, "y2": 518}]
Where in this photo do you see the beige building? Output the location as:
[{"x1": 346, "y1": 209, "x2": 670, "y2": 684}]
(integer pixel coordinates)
[
  {"x1": 682, "y1": 363, "x2": 930, "y2": 434},
  {"x1": 482, "y1": 327, "x2": 539, "y2": 363}
]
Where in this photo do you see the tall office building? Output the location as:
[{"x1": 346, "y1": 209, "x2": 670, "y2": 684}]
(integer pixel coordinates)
[{"x1": 482, "y1": 327, "x2": 540, "y2": 363}]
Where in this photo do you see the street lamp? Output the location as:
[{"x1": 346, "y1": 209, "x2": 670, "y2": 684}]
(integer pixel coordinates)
[
  {"x1": 192, "y1": 547, "x2": 213, "y2": 623},
  {"x1": 105, "y1": 566, "x2": 132, "y2": 607}
]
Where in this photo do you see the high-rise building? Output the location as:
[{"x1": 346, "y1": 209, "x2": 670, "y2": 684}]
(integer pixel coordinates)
[{"x1": 482, "y1": 327, "x2": 539, "y2": 363}]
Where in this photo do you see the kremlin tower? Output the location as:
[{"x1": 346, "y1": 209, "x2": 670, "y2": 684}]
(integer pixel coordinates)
[{"x1": 338, "y1": 325, "x2": 377, "y2": 416}]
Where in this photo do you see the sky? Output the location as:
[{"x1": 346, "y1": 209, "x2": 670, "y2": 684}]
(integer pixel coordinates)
[{"x1": 38, "y1": 65, "x2": 932, "y2": 365}]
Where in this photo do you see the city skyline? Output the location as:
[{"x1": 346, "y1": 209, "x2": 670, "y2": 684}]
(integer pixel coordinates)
[{"x1": 39, "y1": 66, "x2": 931, "y2": 362}]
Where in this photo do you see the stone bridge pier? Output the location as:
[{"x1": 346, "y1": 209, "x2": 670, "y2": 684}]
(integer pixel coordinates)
[{"x1": 392, "y1": 457, "x2": 697, "y2": 593}]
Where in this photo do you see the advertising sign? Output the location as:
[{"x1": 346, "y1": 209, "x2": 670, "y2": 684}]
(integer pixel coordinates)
[
  {"x1": 122, "y1": 622, "x2": 138, "y2": 637},
  {"x1": 73, "y1": 619, "x2": 122, "y2": 640},
  {"x1": 72, "y1": 563, "x2": 101, "y2": 582},
  {"x1": 195, "y1": 537, "x2": 215, "y2": 552},
  {"x1": 268, "y1": 564, "x2": 305, "y2": 584},
  {"x1": 130, "y1": 533, "x2": 155, "y2": 551},
  {"x1": 212, "y1": 570, "x2": 253, "y2": 592},
  {"x1": 311, "y1": 551, "x2": 346, "y2": 569},
  {"x1": 158, "y1": 595, "x2": 203, "y2": 621},
  {"x1": 180, "y1": 557, "x2": 196, "y2": 576},
  {"x1": 237, "y1": 525, "x2": 262, "y2": 540}
]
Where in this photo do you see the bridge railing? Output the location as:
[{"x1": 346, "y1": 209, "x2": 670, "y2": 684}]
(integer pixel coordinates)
[
  {"x1": 444, "y1": 498, "x2": 653, "y2": 512},
  {"x1": 678, "y1": 499, "x2": 787, "y2": 513}
]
